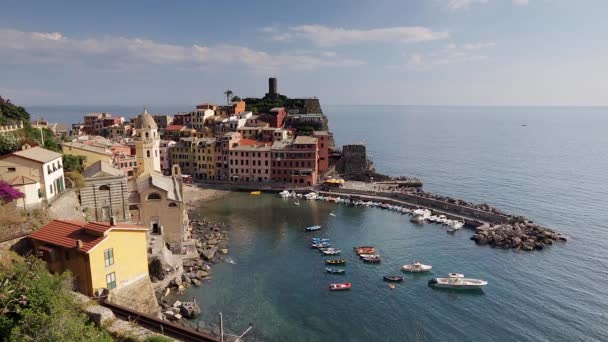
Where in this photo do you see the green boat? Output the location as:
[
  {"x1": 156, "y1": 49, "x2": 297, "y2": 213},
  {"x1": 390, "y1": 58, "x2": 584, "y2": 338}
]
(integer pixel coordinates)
[{"x1": 326, "y1": 259, "x2": 346, "y2": 265}]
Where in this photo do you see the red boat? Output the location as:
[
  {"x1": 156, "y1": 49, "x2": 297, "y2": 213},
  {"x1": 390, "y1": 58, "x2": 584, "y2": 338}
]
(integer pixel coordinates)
[
  {"x1": 329, "y1": 282, "x2": 352, "y2": 291},
  {"x1": 354, "y1": 246, "x2": 376, "y2": 255}
]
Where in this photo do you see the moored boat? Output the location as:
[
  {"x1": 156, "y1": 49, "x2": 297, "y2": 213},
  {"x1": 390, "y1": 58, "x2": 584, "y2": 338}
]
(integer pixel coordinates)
[
  {"x1": 278, "y1": 190, "x2": 291, "y2": 198},
  {"x1": 383, "y1": 276, "x2": 404, "y2": 282},
  {"x1": 250, "y1": 191, "x2": 261, "y2": 195},
  {"x1": 320, "y1": 248, "x2": 341, "y2": 255},
  {"x1": 402, "y1": 261, "x2": 433, "y2": 273},
  {"x1": 311, "y1": 242, "x2": 331, "y2": 249},
  {"x1": 325, "y1": 267, "x2": 345, "y2": 274},
  {"x1": 329, "y1": 282, "x2": 351, "y2": 291},
  {"x1": 354, "y1": 246, "x2": 375, "y2": 255},
  {"x1": 326, "y1": 259, "x2": 346, "y2": 265},
  {"x1": 428, "y1": 273, "x2": 488, "y2": 290},
  {"x1": 358, "y1": 254, "x2": 380, "y2": 259},
  {"x1": 447, "y1": 220, "x2": 465, "y2": 232},
  {"x1": 311, "y1": 238, "x2": 330, "y2": 243},
  {"x1": 361, "y1": 256, "x2": 381, "y2": 263},
  {"x1": 305, "y1": 225, "x2": 321, "y2": 231}
]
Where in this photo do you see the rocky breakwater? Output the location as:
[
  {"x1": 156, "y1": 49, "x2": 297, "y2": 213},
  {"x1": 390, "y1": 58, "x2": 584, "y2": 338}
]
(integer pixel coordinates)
[
  {"x1": 191, "y1": 219, "x2": 230, "y2": 263},
  {"x1": 471, "y1": 219, "x2": 568, "y2": 251}
]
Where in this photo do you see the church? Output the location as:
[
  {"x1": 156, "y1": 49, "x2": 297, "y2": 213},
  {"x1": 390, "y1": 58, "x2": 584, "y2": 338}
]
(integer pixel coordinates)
[{"x1": 128, "y1": 108, "x2": 190, "y2": 252}]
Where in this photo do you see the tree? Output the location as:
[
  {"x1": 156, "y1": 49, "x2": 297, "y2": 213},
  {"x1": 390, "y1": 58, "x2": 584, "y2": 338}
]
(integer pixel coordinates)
[
  {"x1": 231, "y1": 95, "x2": 241, "y2": 102},
  {"x1": 0, "y1": 256, "x2": 113, "y2": 341},
  {"x1": 0, "y1": 181, "x2": 23, "y2": 204},
  {"x1": 63, "y1": 155, "x2": 87, "y2": 173},
  {"x1": 65, "y1": 172, "x2": 85, "y2": 190},
  {"x1": 223, "y1": 89, "x2": 233, "y2": 105},
  {"x1": 0, "y1": 133, "x2": 19, "y2": 155}
]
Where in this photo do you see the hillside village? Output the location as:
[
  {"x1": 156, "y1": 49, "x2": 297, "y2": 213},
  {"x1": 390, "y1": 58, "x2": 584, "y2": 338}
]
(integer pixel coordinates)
[{"x1": 0, "y1": 78, "x2": 342, "y2": 340}]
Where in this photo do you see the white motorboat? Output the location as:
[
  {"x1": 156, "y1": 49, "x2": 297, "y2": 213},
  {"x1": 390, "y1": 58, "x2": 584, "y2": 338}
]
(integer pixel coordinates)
[
  {"x1": 447, "y1": 220, "x2": 465, "y2": 232},
  {"x1": 278, "y1": 190, "x2": 291, "y2": 198},
  {"x1": 402, "y1": 261, "x2": 433, "y2": 272},
  {"x1": 410, "y1": 214, "x2": 426, "y2": 224},
  {"x1": 304, "y1": 192, "x2": 318, "y2": 200},
  {"x1": 358, "y1": 254, "x2": 380, "y2": 259},
  {"x1": 330, "y1": 212, "x2": 336, "y2": 217},
  {"x1": 320, "y1": 248, "x2": 341, "y2": 255},
  {"x1": 428, "y1": 273, "x2": 488, "y2": 289},
  {"x1": 437, "y1": 215, "x2": 448, "y2": 224}
]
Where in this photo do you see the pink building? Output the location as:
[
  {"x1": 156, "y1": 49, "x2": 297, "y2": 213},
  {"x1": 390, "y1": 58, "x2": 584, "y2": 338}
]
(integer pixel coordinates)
[
  {"x1": 216, "y1": 132, "x2": 241, "y2": 180},
  {"x1": 313, "y1": 131, "x2": 331, "y2": 174},
  {"x1": 271, "y1": 136, "x2": 319, "y2": 186},
  {"x1": 228, "y1": 140, "x2": 271, "y2": 182}
]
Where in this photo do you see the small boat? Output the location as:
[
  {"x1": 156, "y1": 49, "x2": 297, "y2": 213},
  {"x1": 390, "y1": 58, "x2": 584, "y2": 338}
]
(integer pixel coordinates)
[
  {"x1": 447, "y1": 220, "x2": 465, "y2": 232},
  {"x1": 361, "y1": 256, "x2": 381, "y2": 263},
  {"x1": 326, "y1": 259, "x2": 346, "y2": 265},
  {"x1": 278, "y1": 190, "x2": 291, "y2": 198},
  {"x1": 250, "y1": 191, "x2": 261, "y2": 195},
  {"x1": 325, "y1": 267, "x2": 345, "y2": 274},
  {"x1": 358, "y1": 254, "x2": 380, "y2": 259},
  {"x1": 311, "y1": 242, "x2": 331, "y2": 249},
  {"x1": 428, "y1": 273, "x2": 488, "y2": 290},
  {"x1": 311, "y1": 238, "x2": 330, "y2": 243},
  {"x1": 320, "y1": 248, "x2": 341, "y2": 255},
  {"x1": 305, "y1": 225, "x2": 321, "y2": 231},
  {"x1": 304, "y1": 192, "x2": 318, "y2": 200},
  {"x1": 383, "y1": 276, "x2": 404, "y2": 282},
  {"x1": 389, "y1": 284, "x2": 396, "y2": 289},
  {"x1": 330, "y1": 212, "x2": 336, "y2": 217},
  {"x1": 329, "y1": 282, "x2": 351, "y2": 291},
  {"x1": 402, "y1": 261, "x2": 433, "y2": 273},
  {"x1": 354, "y1": 246, "x2": 375, "y2": 255}
]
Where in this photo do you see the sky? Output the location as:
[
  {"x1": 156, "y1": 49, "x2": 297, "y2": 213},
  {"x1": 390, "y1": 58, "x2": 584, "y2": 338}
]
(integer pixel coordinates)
[{"x1": 1, "y1": 0, "x2": 607, "y2": 106}]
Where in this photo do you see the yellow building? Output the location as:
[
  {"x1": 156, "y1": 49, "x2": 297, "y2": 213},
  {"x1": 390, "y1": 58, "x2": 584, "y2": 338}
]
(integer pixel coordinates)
[
  {"x1": 62, "y1": 141, "x2": 113, "y2": 168},
  {"x1": 194, "y1": 137, "x2": 216, "y2": 180},
  {"x1": 29, "y1": 219, "x2": 149, "y2": 297}
]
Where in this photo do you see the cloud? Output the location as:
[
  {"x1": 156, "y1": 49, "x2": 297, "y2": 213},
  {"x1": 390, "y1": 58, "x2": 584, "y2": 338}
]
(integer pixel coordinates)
[
  {"x1": 0, "y1": 28, "x2": 365, "y2": 71},
  {"x1": 407, "y1": 42, "x2": 495, "y2": 69},
  {"x1": 446, "y1": 0, "x2": 528, "y2": 10},
  {"x1": 265, "y1": 25, "x2": 449, "y2": 46}
]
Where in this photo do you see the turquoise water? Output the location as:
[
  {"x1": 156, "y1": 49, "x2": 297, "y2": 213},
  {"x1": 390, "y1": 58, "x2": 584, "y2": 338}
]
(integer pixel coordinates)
[{"x1": 28, "y1": 105, "x2": 608, "y2": 341}]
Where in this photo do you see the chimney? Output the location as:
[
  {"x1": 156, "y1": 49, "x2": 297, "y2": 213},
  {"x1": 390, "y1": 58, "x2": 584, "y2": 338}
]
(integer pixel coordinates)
[
  {"x1": 76, "y1": 240, "x2": 84, "y2": 249},
  {"x1": 110, "y1": 216, "x2": 116, "y2": 226}
]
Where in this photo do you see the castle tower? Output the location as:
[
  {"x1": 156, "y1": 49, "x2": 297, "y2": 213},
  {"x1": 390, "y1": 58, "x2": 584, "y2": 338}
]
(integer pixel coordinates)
[{"x1": 135, "y1": 108, "x2": 161, "y2": 176}]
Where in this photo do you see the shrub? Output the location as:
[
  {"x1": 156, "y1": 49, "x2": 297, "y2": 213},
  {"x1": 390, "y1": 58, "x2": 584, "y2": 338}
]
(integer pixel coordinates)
[{"x1": 0, "y1": 181, "x2": 23, "y2": 204}]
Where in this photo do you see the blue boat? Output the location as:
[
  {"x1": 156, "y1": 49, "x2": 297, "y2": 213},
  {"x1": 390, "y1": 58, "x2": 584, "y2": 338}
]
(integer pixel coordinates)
[
  {"x1": 325, "y1": 267, "x2": 345, "y2": 274},
  {"x1": 311, "y1": 238, "x2": 330, "y2": 242},
  {"x1": 305, "y1": 225, "x2": 322, "y2": 231},
  {"x1": 311, "y1": 242, "x2": 331, "y2": 248}
]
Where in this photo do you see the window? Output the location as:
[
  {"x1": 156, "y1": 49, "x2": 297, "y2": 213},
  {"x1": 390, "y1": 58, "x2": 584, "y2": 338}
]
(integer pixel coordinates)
[
  {"x1": 104, "y1": 248, "x2": 114, "y2": 267},
  {"x1": 168, "y1": 203, "x2": 177, "y2": 208},
  {"x1": 7, "y1": 167, "x2": 15, "y2": 172},
  {"x1": 147, "y1": 192, "x2": 161, "y2": 200},
  {"x1": 147, "y1": 150, "x2": 150, "y2": 157},
  {"x1": 99, "y1": 185, "x2": 110, "y2": 191},
  {"x1": 106, "y1": 272, "x2": 116, "y2": 290}
]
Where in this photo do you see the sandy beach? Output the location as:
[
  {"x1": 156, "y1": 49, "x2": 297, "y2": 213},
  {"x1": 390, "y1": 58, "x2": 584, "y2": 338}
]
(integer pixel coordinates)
[{"x1": 183, "y1": 184, "x2": 230, "y2": 210}]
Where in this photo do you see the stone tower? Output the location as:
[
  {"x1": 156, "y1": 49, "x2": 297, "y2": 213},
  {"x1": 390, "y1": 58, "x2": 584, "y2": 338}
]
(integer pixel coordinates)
[{"x1": 135, "y1": 108, "x2": 160, "y2": 176}]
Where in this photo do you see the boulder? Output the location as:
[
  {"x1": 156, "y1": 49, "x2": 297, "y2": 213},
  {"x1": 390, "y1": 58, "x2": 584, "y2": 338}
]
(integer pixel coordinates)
[
  {"x1": 201, "y1": 247, "x2": 218, "y2": 261},
  {"x1": 180, "y1": 301, "x2": 201, "y2": 318},
  {"x1": 220, "y1": 248, "x2": 229, "y2": 255},
  {"x1": 172, "y1": 300, "x2": 182, "y2": 308},
  {"x1": 197, "y1": 270, "x2": 208, "y2": 278},
  {"x1": 207, "y1": 238, "x2": 218, "y2": 245}
]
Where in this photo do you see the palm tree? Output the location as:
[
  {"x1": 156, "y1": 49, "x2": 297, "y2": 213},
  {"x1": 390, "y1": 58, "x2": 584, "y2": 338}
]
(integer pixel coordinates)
[{"x1": 224, "y1": 89, "x2": 233, "y2": 105}]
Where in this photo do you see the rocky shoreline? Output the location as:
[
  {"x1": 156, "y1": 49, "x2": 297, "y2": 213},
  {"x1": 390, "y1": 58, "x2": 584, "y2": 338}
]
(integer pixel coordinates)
[
  {"x1": 155, "y1": 219, "x2": 231, "y2": 325},
  {"x1": 471, "y1": 220, "x2": 568, "y2": 251}
]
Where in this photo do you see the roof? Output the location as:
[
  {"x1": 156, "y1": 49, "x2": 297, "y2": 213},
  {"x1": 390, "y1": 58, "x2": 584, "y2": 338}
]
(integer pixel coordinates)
[
  {"x1": 166, "y1": 125, "x2": 186, "y2": 131},
  {"x1": 313, "y1": 131, "x2": 329, "y2": 136},
  {"x1": 8, "y1": 175, "x2": 38, "y2": 186},
  {"x1": 271, "y1": 139, "x2": 293, "y2": 150},
  {"x1": 270, "y1": 107, "x2": 285, "y2": 112},
  {"x1": 62, "y1": 141, "x2": 112, "y2": 156},
  {"x1": 134, "y1": 108, "x2": 158, "y2": 130},
  {"x1": 137, "y1": 173, "x2": 182, "y2": 202},
  {"x1": 294, "y1": 136, "x2": 318, "y2": 145},
  {"x1": 3, "y1": 146, "x2": 62, "y2": 164},
  {"x1": 29, "y1": 220, "x2": 146, "y2": 253},
  {"x1": 83, "y1": 161, "x2": 125, "y2": 178}
]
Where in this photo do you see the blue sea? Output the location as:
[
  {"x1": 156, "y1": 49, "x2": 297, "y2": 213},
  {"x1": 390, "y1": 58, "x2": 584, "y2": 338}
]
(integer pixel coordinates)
[{"x1": 28, "y1": 105, "x2": 608, "y2": 341}]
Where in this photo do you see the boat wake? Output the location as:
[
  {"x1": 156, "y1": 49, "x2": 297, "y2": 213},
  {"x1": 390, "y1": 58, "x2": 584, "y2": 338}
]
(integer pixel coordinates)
[{"x1": 225, "y1": 257, "x2": 237, "y2": 264}]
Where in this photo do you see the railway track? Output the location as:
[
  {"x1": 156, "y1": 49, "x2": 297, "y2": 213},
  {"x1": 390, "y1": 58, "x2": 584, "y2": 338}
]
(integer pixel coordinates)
[{"x1": 101, "y1": 300, "x2": 219, "y2": 342}]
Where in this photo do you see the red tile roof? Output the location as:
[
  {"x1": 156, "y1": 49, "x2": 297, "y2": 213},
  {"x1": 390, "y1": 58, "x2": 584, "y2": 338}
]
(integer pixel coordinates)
[
  {"x1": 29, "y1": 220, "x2": 146, "y2": 253},
  {"x1": 166, "y1": 125, "x2": 185, "y2": 131},
  {"x1": 8, "y1": 175, "x2": 38, "y2": 185}
]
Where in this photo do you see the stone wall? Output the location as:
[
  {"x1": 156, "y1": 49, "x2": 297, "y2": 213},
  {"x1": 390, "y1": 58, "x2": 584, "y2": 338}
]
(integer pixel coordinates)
[
  {"x1": 107, "y1": 274, "x2": 161, "y2": 317},
  {"x1": 47, "y1": 189, "x2": 85, "y2": 221},
  {"x1": 81, "y1": 177, "x2": 130, "y2": 222}
]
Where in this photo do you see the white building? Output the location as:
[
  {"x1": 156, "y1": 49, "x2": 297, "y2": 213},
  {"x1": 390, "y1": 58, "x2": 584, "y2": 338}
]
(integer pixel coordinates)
[{"x1": 0, "y1": 146, "x2": 65, "y2": 204}]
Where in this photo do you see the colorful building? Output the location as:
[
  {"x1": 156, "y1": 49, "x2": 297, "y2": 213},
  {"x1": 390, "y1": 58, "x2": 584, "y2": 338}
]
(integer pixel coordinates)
[
  {"x1": 0, "y1": 146, "x2": 65, "y2": 203},
  {"x1": 29, "y1": 219, "x2": 149, "y2": 297},
  {"x1": 313, "y1": 131, "x2": 331, "y2": 174},
  {"x1": 271, "y1": 136, "x2": 319, "y2": 186},
  {"x1": 228, "y1": 140, "x2": 271, "y2": 182}
]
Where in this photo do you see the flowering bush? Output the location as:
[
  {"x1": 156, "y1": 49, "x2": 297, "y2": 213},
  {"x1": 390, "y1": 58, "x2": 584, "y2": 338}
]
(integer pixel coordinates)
[{"x1": 0, "y1": 180, "x2": 24, "y2": 203}]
